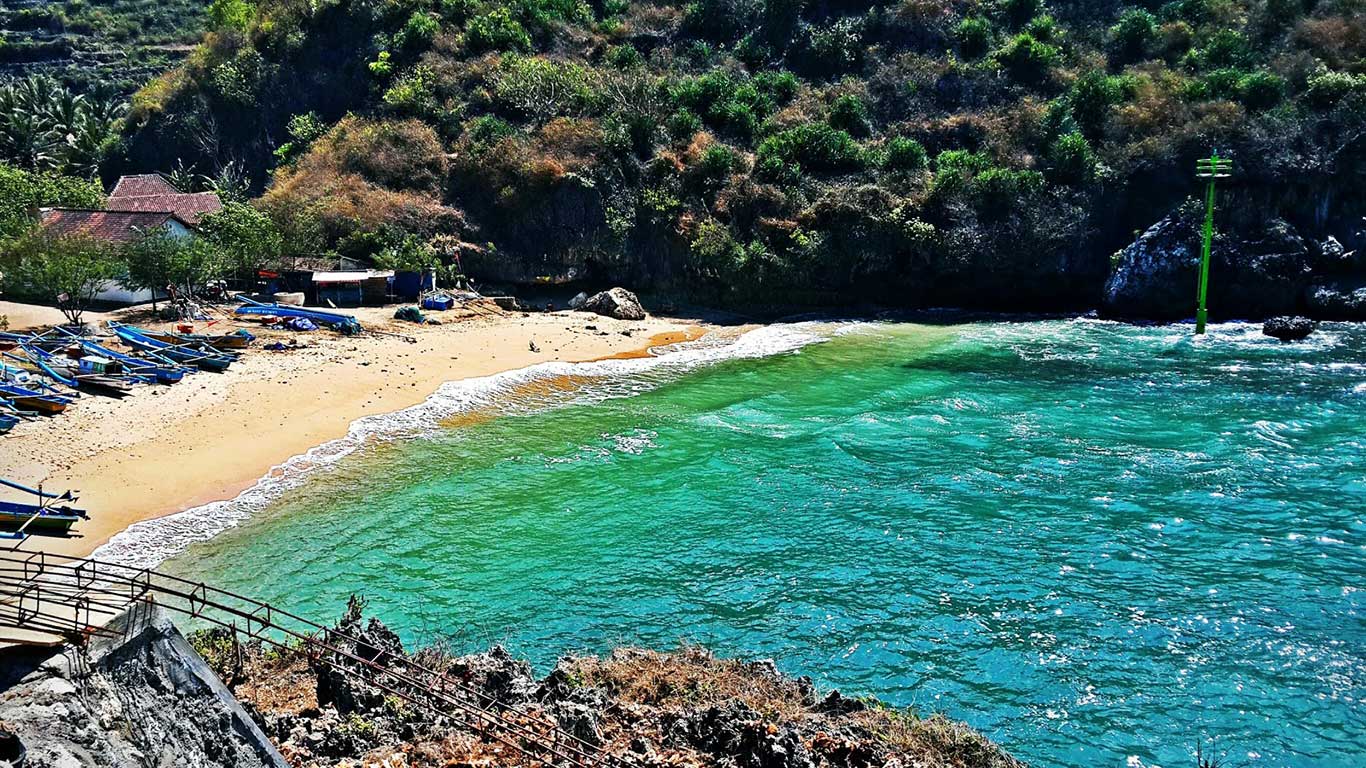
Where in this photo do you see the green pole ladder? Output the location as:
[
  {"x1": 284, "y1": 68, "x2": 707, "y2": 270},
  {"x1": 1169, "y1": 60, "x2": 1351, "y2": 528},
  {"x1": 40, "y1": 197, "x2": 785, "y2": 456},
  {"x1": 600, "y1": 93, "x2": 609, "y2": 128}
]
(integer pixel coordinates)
[{"x1": 1195, "y1": 152, "x2": 1233, "y2": 335}]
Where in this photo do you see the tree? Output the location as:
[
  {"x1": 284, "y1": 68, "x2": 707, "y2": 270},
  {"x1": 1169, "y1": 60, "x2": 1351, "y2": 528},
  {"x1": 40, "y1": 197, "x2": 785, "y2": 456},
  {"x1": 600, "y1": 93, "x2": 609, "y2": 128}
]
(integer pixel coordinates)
[
  {"x1": 198, "y1": 202, "x2": 284, "y2": 279},
  {"x1": 0, "y1": 163, "x2": 104, "y2": 246},
  {"x1": 1, "y1": 233, "x2": 119, "y2": 325},
  {"x1": 0, "y1": 77, "x2": 124, "y2": 177},
  {"x1": 122, "y1": 231, "x2": 228, "y2": 310}
]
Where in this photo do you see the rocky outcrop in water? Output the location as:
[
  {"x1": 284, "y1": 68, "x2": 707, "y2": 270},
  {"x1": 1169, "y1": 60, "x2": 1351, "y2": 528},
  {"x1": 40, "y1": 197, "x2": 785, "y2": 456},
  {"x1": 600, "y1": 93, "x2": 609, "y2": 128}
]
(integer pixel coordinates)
[
  {"x1": 0, "y1": 605, "x2": 286, "y2": 768},
  {"x1": 582, "y1": 287, "x2": 647, "y2": 320},
  {"x1": 1102, "y1": 209, "x2": 1364, "y2": 321},
  {"x1": 1262, "y1": 316, "x2": 1318, "y2": 341}
]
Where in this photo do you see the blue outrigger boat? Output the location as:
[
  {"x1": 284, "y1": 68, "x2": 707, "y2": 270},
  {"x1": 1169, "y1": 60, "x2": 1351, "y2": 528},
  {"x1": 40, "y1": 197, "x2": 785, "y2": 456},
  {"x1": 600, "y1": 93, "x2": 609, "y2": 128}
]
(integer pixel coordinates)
[
  {"x1": 235, "y1": 296, "x2": 363, "y2": 334},
  {"x1": 52, "y1": 328, "x2": 187, "y2": 384},
  {"x1": 11, "y1": 345, "x2": 134, "y2": 397},
  {"x1": 0, "y1": 382, "x2": 73, "y2": 414},
  {"x1": 108, "y1": 322, "x2": 235, "y2": 372},
  {"x1": 0, "y1": 477, "x2": 87, "y2": 538}
]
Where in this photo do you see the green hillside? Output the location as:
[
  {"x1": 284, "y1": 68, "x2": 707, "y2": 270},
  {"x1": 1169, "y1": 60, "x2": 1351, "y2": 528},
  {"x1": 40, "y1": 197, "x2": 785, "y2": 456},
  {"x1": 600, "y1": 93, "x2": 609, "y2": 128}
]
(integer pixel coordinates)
[
  {"x1": 77, "y1": 0, "x2": 1366, "y2": 306},
  {"x1": 0, "y1": 0, "x2": 207, "y2": 96}
]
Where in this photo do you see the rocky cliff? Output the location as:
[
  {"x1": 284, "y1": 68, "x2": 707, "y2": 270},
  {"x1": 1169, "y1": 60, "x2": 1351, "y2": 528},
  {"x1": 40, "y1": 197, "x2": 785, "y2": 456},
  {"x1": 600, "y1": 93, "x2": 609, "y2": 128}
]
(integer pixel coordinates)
[{"x1": 0, "y1": 605, "x2": 286, "y2": 768}]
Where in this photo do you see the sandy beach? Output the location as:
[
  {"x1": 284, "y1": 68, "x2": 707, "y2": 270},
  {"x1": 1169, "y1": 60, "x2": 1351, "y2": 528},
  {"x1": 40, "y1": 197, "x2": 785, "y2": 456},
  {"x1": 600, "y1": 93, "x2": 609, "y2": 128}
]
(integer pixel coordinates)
[{"x1": 0, "y1": 300, "x2": 701, "y2": 559}]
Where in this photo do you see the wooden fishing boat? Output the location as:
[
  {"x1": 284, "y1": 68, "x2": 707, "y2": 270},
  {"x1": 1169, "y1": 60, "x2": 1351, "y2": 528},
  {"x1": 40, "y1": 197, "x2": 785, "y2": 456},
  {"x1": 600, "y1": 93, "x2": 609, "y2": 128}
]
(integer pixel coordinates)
[
  {"x1": 53, "y1": 329, "x2": 187, "y2": 384},
  {"x1": 0, "y1": 384, "x2": 72, "y2": 414},
  {"x1": 0, "y1": 500, "x2": 84, "y2": 535},
  {"x1": 0, "y1": 478, "x2": 87, "y2": 537},
  {"x1": 140, "y1": 328, "x2": 253, "y2": 351},
  {"x1": 236, "y1": 297, "x2": 363, "y2": 334},
  {"x1": 108, "y1": 322, "x2": 234, "y2": 372},
  {"x1": 19, "y1": 345, "x2": 134, "y2": 397}
]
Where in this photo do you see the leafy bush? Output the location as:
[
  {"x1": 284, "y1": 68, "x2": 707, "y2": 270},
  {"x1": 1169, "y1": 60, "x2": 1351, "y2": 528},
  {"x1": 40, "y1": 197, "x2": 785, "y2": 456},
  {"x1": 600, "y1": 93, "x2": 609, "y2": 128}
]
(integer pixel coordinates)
[
  {"x1": 465, "y1": 115, "x2": 516, "y2": 151},
  {"x1": 795, "y1": 19, "x2": 865, "y2": 78},
  {"x1": 1046, "y1": 131, "x2": 1097, "y2": 185},
  {"x1": 1025, "y1": 14, "x2": 1059, "y2": 43},
  {"x1": 1069, "y1": 70, "x2": 1131, "y2": 139},
  {"x1": 394, "y1": 12, "x2": 440, "y2": 53},
  {"x1": 1187, "y1": 29, "x2": 1253, "y2": 70},
  {"x1": 682, "y1": 0, "x2": 761, "y2": 42},
  {"x1": 757, "y1": 124, "x2": 865, "y2": 179},
  {"x1": 968, "y1": 167, "x2": 1045, "y2": 215},
  {"x1": 993, "y1": 33, "x2": 1060, "y2": 84},
  {"x1": 882, "y1": 136, "x2": 927, "y2": 173},
  {"x1": 828, "y1": 94, "x2": 871, "y2": 137},
  {"x1": 207, "y1": 0, "x2": 255, "y2": 32},
  {"x1": 1237, "y1": 70, "x2": 1284, "y2": 110},
  {"x1": 690, "y1": 143, "x2": 739, "y2": 191},
  {"x1": 493, "y1": 55, "x2": 599, "y2": 123},
  {"x1": 605, "y1": 44, "x2": 643, "y2": 69},
  {"x1": 466, "y1": 8, "x2": 531, "y2": 53},
  {"x1": 956, "y1": 17, "x2": 993, "y2": 59},
  {"x1": 1109, "y1": 8, "x2": 1158, "y2": 63},
  {"x1": 1303, "y1": 70, "x2": 1361, "y2": 109}
]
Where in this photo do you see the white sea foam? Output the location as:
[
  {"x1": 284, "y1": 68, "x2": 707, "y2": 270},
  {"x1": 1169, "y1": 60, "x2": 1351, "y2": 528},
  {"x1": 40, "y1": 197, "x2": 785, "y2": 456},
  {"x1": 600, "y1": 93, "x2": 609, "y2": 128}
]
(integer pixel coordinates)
[{"x1": 92, "y1": 322, "x2": 838, "y2": 569}]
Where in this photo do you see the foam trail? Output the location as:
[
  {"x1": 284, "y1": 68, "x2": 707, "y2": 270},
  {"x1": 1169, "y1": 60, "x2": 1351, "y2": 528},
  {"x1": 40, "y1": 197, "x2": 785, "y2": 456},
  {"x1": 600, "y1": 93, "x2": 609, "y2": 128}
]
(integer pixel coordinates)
[{"x1": 92, "y1": 323, "x2": 838, "y2": 569}]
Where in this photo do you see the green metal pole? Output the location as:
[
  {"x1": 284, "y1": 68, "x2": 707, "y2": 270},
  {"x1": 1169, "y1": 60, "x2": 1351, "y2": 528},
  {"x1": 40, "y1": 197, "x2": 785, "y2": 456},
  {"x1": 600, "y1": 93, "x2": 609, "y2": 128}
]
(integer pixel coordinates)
[
  {"x1": 1196, "y1": 169, "x2": 1216, "y2": 335},
  {"x1": 1194, "y1": 150, "x2": 1230, "y2": 335}
]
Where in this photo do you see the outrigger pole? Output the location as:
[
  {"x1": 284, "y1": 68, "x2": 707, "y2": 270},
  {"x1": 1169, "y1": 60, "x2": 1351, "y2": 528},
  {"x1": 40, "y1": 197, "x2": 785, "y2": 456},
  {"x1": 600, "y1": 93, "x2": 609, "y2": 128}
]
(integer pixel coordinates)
[{"x1": 1195, "y1": 150, "x2": 1233, "y2": 335}]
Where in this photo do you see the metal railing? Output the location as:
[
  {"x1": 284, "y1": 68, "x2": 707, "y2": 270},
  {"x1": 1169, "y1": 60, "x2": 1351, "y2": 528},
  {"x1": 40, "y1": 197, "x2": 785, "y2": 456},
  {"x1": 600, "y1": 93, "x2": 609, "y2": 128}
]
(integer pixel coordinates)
[{"x1": 0, "y1": 552, "x2": 625, "y2": 768}]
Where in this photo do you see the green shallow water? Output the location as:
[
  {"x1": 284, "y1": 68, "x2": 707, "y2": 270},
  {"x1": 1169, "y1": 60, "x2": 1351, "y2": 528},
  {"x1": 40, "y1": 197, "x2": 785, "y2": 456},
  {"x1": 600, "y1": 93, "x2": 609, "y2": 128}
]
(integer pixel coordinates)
[{"x1": 152, "y1": 319, "x2": 1365, "y2": 767}]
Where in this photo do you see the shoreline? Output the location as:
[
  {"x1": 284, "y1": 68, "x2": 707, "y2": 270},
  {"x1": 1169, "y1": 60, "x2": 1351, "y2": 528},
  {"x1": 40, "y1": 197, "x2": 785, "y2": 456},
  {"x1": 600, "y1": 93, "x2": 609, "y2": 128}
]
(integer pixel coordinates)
[{"x1": 0, "y1": 304, "x2": 703, "y2": 560}]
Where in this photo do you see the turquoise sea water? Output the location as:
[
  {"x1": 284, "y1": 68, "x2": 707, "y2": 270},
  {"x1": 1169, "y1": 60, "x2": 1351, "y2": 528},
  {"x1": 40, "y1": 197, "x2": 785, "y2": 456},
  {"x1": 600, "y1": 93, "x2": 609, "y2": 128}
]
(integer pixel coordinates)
[{"x1": 143, "y1": 319, "x2": 1363, "y2": 767}]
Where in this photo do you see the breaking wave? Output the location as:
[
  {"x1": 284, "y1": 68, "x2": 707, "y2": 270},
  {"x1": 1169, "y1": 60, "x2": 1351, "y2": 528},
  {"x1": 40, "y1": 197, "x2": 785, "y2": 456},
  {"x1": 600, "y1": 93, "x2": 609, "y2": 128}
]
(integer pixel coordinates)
[{"x1": 92, "y1": 323, "x2": 838, "y2": 569}]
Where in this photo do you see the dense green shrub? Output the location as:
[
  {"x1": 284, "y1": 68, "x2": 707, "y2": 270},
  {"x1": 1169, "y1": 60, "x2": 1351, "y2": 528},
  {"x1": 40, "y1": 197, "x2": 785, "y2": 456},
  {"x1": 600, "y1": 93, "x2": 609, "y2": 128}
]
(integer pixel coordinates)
[
  {"x1": 605, "y1": 44, "x2": 643, "y2": 69},
  {"x1": 394, "y1": 12, "x2": 440, "y2": 53},
  {"x1": 1069, "y1": 70, "x2": 1131, "y2": 139},
  {"x1": 994, "y1": 33, "x2": 1060, "y2": 84},
  {"x1": 756, "y1": 124, "x2": 864, "y2": 179},
  {"x1": 828, "y1": 94, "x2": 871, "y2": 137},
  {"x1": 795, "y1": 19, "x2": 865, "y2": 78},
  {"x1": 466, "y1": 8, "x2": 532, "y2": 53},
  {"x1": 1303, "y1": 70, "x2": 1361, "y2": 109},
  {"x1": 1109, "y1": 8, "x2": 1158, "y2": 63},
  {"x1": 492, "y1": 56, "x2": 599, "y2": 122},
  {"x1": 882, "y1": 136, "x2": 927, "y2": 173},
  {"x1": 667, "y1": 109, "x2": 703, "y2": 140},
  {"x1": 956, "y1": 17, "x2": 993, "y2": 59},
  {"x1": 464, "y1": 114, "x2": 516, "y2": 151},
  {"x1": 1187, "y1": 29, "x2": 1253, "y2": 70},
  {"x1": 1046, "y1": 131, "x2": 1097, "y2": 185},
  {"x1": 969, "y1": 167, "x2": 1044, "y2": 215},
  {"x1": 1237, "y1": 70, "x2": 1285, "y2": 110}
]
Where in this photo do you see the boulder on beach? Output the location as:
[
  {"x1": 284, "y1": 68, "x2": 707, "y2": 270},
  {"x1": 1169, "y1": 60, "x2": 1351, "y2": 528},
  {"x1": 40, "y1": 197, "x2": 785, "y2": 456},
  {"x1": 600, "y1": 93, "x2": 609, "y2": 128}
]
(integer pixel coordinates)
[
  {"x1": 568, "y1": 291, "x2": 589, "y2": 310},
  {"x1": 1262, "y1": 315, "x2": 1317, "y2": 341},
  {"x1": 582, "y1": 287, "x2": 646, "y2": 320}
]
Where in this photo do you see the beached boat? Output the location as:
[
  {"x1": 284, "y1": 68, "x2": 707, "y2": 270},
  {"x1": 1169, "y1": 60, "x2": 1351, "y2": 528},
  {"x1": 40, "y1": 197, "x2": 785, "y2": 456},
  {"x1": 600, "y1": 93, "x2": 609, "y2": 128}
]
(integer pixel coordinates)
[
  {"x1": 0, "y1": 478, "x2": 87, "y2": 537},
  {"x1": 52, "y1": 329, "x2": 188, "y2": 384},
  {"x1": 139, "y1": 328, "x2": 254, "y2": 351},
  {"x1": 0, "y1": 383, "x2": 72, "y2": 414},
  {"x1": 17, "y1": 345, "x2": 135, "y2": 397},
  {"x1": 108, "y1": 322, "x2": 234, "y2": 372},
  {"x1": 235, "y1": 297, "x2": 363, "y2": 334},
  {"x1": 0, "y1": 500, "x2": 84, "y2": 535}
]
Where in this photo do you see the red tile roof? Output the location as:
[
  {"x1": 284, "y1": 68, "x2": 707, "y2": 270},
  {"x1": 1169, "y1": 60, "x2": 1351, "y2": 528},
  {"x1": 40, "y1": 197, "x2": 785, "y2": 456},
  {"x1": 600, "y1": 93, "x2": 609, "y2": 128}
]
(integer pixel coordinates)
[
  {"x1": 38, "y1": 209, "x2": 190, "y2": 244},
  {"x1": 105, "y1": 191, "x2": 223, "y2": 225},
  {"x1": 108, "y1": 174, "x2": 180, "y2": 198}
]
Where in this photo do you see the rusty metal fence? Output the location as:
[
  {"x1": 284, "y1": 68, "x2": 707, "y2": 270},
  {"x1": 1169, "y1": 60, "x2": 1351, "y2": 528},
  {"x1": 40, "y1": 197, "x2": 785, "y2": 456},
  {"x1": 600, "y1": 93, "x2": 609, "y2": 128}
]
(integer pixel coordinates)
[{"x1": 0, "y1": 551, "x2": 625, "y2": 768}]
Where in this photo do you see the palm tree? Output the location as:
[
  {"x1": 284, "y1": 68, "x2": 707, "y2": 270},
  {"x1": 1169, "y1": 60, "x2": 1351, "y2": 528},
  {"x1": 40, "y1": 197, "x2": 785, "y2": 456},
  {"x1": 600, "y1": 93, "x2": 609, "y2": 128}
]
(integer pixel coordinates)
[{"x1": 0, "y1": 76, "x2": 126, "y2": 177}]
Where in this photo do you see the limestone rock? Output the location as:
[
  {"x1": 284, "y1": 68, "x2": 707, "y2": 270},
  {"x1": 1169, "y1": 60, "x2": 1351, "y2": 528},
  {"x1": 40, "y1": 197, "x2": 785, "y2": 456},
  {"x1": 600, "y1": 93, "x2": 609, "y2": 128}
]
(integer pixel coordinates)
[{"x1": 582, "y1": 287, "x2": 646, "y2": 320}]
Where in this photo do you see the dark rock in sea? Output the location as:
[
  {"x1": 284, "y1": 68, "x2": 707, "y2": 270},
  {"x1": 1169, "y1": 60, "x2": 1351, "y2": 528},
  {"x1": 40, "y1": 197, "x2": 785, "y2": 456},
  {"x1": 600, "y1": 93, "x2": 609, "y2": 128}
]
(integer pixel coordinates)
[
  {"x1": 1103, "y1": 211, "x2": 1319, "y2": 321},
  {"x1": 1262, "y1": 315, "x2": 1317, "y2": 341},
  {"x1": 583, "y1": 287, "x2": 647, "y2": 320}
]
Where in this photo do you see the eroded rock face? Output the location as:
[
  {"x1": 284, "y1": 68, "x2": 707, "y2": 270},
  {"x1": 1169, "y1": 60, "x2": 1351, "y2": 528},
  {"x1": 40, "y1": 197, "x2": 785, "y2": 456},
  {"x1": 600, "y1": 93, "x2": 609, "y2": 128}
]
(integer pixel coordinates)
[
  {"x1": 1103, "y1": 213, "x2": 1319, "y2": 320},
  {"x1": 0, "y1": 607, "x2": 286, "y2": 768},
  {"x1": 582, "y1": 287, "x2": 646, "y2": 320},
  {"x1": 1305, "y1": 280, "x2": 1366, "y2": 319},
  {"x1": 1262, "y1": 316, "x2": 1317, "y2": 341}
]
